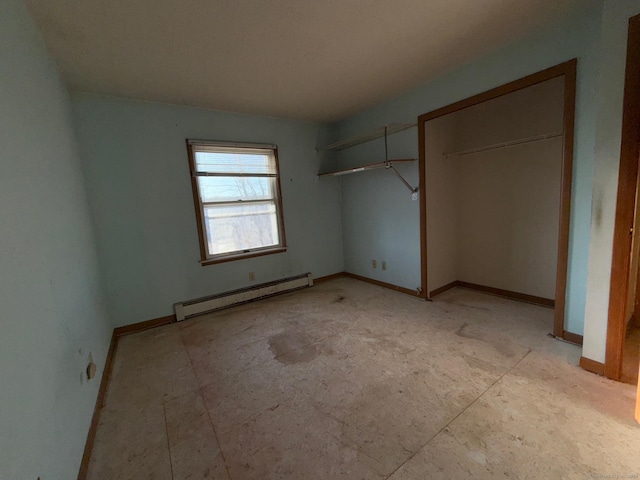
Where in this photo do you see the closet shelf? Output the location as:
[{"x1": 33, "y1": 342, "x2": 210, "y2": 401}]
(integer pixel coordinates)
[
  {"x1": 318, "y1": 158, "x2": 415, "y2": 177},
  {"x1": 316, "y1": 123, "x2": 416, "y2": 151},
  {"x1": 317, "y1": 124, "x2": 419, "y2": 196}
]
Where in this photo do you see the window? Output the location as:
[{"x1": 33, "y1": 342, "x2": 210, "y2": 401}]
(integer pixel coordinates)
[{"x1": 186, "y1": 140, "x2": 286, "y2": 265}]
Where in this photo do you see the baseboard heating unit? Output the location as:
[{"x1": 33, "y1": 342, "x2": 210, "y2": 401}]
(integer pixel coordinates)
[{"x1": 174, "y1": 273, "x2": 313, "y2": 321}]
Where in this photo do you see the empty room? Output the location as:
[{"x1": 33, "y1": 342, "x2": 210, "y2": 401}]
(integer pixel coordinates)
[{"x1": 3, "y1": 0, "x2": 640, "y2": 479}]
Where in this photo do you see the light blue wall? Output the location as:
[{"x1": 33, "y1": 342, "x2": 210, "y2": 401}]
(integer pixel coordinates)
[
  {"x1": 335, "y1": 2, "x2": 603, "y2": 335},
  {"x1": 339, "y1": 128, "x2": 421, "y2": 292},
  {"x1": 72, "y1": 94, "x2": 344, "y2": 327},
  {"x1": 0, "y1": 1, "x2": 113, "y2": 478},
  {"x1": 583, "y1": 0, "x2": 640, "y2": 363}
]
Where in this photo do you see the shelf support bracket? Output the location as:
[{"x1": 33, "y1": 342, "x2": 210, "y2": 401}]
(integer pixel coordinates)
[
  {"x1": 383, "y1": 125, "x2": 418, "y2": 196},
  {"x1": 386, "y1": 164, "x2": 418, "y2": 194}
]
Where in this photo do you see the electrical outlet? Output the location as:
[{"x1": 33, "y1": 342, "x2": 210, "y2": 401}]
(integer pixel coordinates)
[
  {"x1": 249, "y1": 272, "x2": 255, "y2": 281},
  {"x1": 372, "y1": 260, "x2": 377, "y2": 268},
  {"x1": 382, "y1": 261, "x2": 387, "y2": 271}
]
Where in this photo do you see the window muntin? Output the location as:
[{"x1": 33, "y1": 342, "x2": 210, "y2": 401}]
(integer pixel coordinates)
[{"x1": 187, "y1": 140, "x2": 286, "y2": 264}]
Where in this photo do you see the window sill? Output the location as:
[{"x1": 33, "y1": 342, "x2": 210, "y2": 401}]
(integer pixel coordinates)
[{"x1": 200, "y1": 247, "x2": 287, "y2": 266}]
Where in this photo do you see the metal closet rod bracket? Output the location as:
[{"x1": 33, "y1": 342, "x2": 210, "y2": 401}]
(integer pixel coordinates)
[
  {"x1": 385, "y1": 163, "x2": 418, "y2": 194},
  {"x1": 383, "y1": 125, "x2": 418, "y2": 195}
]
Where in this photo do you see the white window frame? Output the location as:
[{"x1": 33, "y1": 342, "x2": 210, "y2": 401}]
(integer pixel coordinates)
[{"x1": 186, "y1": 139, "x2": 287, "y2": 265}]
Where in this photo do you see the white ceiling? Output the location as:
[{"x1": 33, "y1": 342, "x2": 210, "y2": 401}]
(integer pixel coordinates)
[{"x1": 25, "y1": 0, "x2": 581, "y2": 122}]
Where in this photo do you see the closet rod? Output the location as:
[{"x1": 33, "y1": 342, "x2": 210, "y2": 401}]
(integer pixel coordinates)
[{"x1": 444, "y1": 131, "x2": 563, "y2": 159}]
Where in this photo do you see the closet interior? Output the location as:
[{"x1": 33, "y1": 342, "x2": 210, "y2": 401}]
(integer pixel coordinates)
[{"x1": 425, "y1": 77, "x2": 565, "y2": 309}]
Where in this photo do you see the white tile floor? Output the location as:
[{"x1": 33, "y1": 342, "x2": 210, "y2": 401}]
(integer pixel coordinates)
[{"x1": 87, "y1": 278, "x2": 640, "y2": 479}]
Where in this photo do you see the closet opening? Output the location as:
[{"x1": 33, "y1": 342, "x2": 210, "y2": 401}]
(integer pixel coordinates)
[
  {"x1": 417, "y1": 60, "x2": 577, "y2": 342},
  {"x1": 606, "y1": 13, "x2": 640, "y2": 391}
]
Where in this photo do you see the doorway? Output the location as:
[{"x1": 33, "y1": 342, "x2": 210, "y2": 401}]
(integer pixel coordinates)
[
  {"x1": 605, "y1": 13, "x2": 640, "y2": 386},
  {"x1": 417, "y1": 60, "x2": 577, "y2": 341}
]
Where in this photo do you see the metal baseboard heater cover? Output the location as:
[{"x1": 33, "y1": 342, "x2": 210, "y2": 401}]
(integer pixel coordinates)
[{"x1": 174, "y1": 273, "x2": 313, "y2": 321}]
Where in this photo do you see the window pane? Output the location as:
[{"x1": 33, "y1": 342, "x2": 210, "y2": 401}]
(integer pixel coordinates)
[
  {"x1": 198, "y1": 176, "x2": 274, "y2": 203},
  {"x1": 204, "y1": 202, "x2": 280, "y2": 255},
  {"x1": 195, "y1": 151, "x2": 276, "y2": 175}
]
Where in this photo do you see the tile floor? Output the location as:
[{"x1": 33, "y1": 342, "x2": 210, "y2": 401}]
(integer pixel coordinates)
[{"x1": 87, "y1": 278, "x2": 640, "y2": 479}]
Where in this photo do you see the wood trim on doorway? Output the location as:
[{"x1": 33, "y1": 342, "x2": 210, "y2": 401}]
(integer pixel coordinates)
[
  {"x1": 605, "y1": 14, "x2": 640, "y2": 381},
  {"x1": 580, "y1": 356, "x2": 605, "y2": 376},
  {"x1": 418, "y1": 118, "x2": 428, "y2": 300},
  {"x1": 417, "y1": 59, "x2": 577, "y2": 340}
]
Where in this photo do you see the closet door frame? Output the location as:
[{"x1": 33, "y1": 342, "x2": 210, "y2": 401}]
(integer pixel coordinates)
[
  {"x1": 605, "y1": 13, "x2": 640, "y2": 381},
  {"x1": 417, "y1": 59, "x2": 577, "y2": 341}
]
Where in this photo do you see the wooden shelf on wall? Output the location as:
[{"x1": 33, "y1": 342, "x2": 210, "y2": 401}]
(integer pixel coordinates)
[
  {"x1": 318, "y1": 158, "x2": 415, "y2": 177},
  {"x1": 316, "y1": 123, "x2": 416, "y2": 151}
]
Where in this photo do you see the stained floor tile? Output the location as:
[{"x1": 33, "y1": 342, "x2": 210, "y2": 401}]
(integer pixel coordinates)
[
  {"x1": 87, "y1": 402, "x2": 172, "y2": 480},
  {"x1": 106, "y1": 336, "x2": 198, "y2": 409},
  {"x1": 387, "y1": 339, "x2": 640, "y2": 480},
  {"x1": 215, "y1": 398, "x2": 385, "y2": 480},
  {"x1": 164, "y1": 391, "x2": 229, "y2": 480},
  {"x1": 87, "y1": 278, "x2": 640, "y2": 480}
]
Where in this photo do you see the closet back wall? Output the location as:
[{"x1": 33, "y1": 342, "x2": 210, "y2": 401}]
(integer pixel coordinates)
[
  {"x1": 427, "y1": 78, "x2": 564, "y2": 300},
  {"x1": 455, "y1": 140, "x2": 562, "y2": 299}
]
